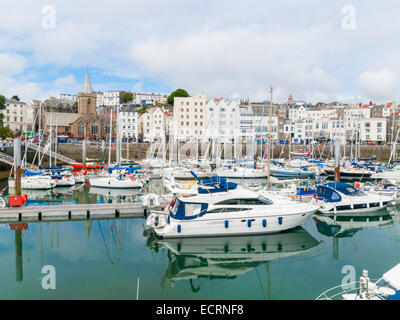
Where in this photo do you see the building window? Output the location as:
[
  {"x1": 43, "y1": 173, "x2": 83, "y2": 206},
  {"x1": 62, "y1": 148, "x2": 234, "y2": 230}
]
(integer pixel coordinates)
[
  {"x1": 91, "y1": 122, "x2": 98, "y2": 135},
  {"x1": 78, "y1": 122, "x2": 84, "y2": 135}
]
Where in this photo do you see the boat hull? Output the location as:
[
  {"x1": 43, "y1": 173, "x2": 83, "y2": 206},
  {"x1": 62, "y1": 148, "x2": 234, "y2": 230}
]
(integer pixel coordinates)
[
  {"x1": 270, "y1": 170, "x2": 315, "y2": 178},
  {"x1": 154, "y1": 208, "x2": 317, "y2": 238},
  {"x1": 89, "y1": 177, "x2": 143, "y2": 189},
  {"x1": 324, "y1": 169, "x2": 371, "y2": 179}
]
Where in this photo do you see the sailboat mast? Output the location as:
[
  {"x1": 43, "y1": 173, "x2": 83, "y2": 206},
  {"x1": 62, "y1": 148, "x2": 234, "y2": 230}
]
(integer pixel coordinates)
[
  {"x1": 38, "y1": 102, "x2": 42, "y2": 166},
  {"x1": 267, "y1": 87, "x2": 273, "y2": 190},
  {"x1": 55, "y1": 118, "x2": 58, "y2": 167},
  {"x1": 49, "y1": 113, "x2": 52, "y2": 168},
  {"x1": 108, "y1": 107, "x2": 113, "y2": 167}
]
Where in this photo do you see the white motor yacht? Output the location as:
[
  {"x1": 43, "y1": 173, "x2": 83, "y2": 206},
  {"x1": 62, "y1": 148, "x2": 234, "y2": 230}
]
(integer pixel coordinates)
[
  {"x1": 147, "y1": 181, "x2": 318, "y2": 238},
  {"x1": 315, "y1": 182, "x2": 395, "y2": 214}
]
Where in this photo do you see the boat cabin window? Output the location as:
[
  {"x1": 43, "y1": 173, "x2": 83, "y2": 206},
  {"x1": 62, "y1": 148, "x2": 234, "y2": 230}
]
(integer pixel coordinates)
[
  {"x1": 185, "y1": 203, "x2": 202, "y2": 217},
  {"x1": 215, "y1": 197, "x2": 272, "y2": 205},
  {"x1": 207, "y1": 208, "x2": 250, "y2": 214},
  {"x1": 317, "y1": 186, "x2": 342, "y2": 202}
]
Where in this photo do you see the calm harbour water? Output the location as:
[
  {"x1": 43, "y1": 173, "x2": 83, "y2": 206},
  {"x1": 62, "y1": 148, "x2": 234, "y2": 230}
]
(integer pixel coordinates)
[{"x1": 0, "y1": 178, "x2": 400, "y2": 300}]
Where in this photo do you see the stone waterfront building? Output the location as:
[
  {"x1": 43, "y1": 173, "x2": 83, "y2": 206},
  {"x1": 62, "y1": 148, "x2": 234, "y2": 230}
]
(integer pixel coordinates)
[{"x1": 69, "y1": 71, "x2": 113, "y2": 140}]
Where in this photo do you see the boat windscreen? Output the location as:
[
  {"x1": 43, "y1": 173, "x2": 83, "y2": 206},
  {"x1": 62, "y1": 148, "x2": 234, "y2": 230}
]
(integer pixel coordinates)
[
  {"x1": 326, "y1": 183, "x2": 365, "y2": 196},
  {"x1": 338, "y1": 186, "x2": 366, "y2": 196}
]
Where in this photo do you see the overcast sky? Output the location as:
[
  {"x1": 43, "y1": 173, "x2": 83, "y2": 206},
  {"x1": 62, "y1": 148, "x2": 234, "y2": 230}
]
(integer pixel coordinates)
[{"x1": 0, "y1": 0, "x2": 399, "y2": 104}]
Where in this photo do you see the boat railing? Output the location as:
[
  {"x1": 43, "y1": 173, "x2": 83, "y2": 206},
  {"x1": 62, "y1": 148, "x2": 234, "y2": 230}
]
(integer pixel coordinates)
[{"x1": 315, "y1": 278, "x2": 379, "y2": 300}]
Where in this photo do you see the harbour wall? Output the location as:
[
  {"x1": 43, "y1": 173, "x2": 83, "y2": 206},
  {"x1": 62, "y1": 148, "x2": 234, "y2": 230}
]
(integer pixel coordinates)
[{"x1": 0, "y1": 143, "x2": 394, "y2": 169}]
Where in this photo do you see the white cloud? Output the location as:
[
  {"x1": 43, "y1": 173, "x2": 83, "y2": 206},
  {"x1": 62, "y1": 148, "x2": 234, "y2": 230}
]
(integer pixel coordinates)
[
  {"x1": 0, "y1": 53, "x2": 27, "y2": 75},
  {"x1": 358, "y1": 69, "x2": 397, "y2": 101},
  {"x1": 0, "y1": 1, "x2": 400, "y2": 103},
  {"x1": 53, "y1": 75, "x2": 78, "y2": 89},
  {"x1": 129, "y1": 25, "x2": 342, "y2": 101}
]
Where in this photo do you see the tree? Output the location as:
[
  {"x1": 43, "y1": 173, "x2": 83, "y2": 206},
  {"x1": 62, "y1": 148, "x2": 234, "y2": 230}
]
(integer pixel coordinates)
[
  {"x1": 11, "y1": 95, "x2": 20, "y2": 101},
  {"x1": 122, "y1": 92, "x2": 133, "y2": 103},
  {"x1": 0, "y1": 126, "x2": 14, "y2": 139},
  {"x1": 137, "y1": 106, "x2": 148, "y2": 115},
  {"x1": 0, "y1": 95, "x2": 5, "y2": 126},
  {"x1": 167, "y1": 89, "x2": 190, "y2": 105}
]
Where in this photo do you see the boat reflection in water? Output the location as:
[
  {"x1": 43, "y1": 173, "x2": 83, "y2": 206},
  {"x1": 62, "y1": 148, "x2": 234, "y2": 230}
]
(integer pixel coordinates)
[
  {"x1": 314, "y1": 210, "x2": 393, "y2": 238},
  {"x1": 145, "y1": 227, "x2": 320, "y2": 292},
  {"x1": 313, "y1": 210, "x2": 393, "y2": 260}
]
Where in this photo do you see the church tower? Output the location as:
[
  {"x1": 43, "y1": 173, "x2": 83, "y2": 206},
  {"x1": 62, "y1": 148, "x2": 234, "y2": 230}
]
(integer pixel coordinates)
[{"x1": 78, "y1": 70, "x2": 97, "y2": 115}]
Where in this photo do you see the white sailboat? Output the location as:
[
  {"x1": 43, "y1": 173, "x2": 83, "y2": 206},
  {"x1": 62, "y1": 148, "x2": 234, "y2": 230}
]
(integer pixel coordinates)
[{"x1": 89, "y1": 175, "x2": 143, "y2": 189}]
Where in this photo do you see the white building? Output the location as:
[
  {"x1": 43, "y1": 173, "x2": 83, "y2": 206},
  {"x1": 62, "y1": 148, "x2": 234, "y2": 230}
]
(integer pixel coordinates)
[
  {"x1": 344, "y1": 106, "x2": 371, "y2": 120},
  {"x1": 203, "y1": 100, "x2": 278, "y2": 143},
  {"x1": 59, "y1": 93, "x2": 77, "y2": 102},
  {"x1": 1, "y1": 99, "x2": 33, "y2": 133},
  {"x1": 359, "y1": 118, "x2": 386, "y2": 142},
  {"x1": 97, "y1": 91, "x2": 123, "y2": 109},
  {"x1": 134, "y1": 93, "x2": 167, "y2": 106},
  {"x1": 204, "y1": 99, "x2": 239, "y2": 142},
  {"x1": 118, "y1": 106, "x2": 139, "y2": 140},
  {"x1": 140, "y1": 107, "x2": 166, "y2": 142},
  {"x1": 173, "y1": 94, "x2": 207, "y2": 141}
]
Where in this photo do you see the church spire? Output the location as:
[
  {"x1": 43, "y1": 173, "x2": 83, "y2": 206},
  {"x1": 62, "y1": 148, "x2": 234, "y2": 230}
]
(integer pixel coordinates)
[{"x1": 82, "y1": 69, "x2": 93, "y2": 94}]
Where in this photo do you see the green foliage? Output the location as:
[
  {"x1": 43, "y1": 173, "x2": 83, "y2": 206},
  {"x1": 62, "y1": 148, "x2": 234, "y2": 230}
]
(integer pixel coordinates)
[
  {"x1": 11, "y1": 95, "x2": 20, "y2": 101},
  {"x1": 0, "y1": 95, "x2": 5, "y2": 126},
  {"x1": 0, "y1": 126, "x2": 14, "y2": 139},
  {"x1": 137, "y1": 106, "x2": 148, "y2": 114},
  {"x1": 0, "y1": 95, "x2": 5, "y2": 110},
  {"x1": 167, "y1": 89, "x2": 190, "y2": 105},
  {"x1": 122, "y1": 92, "x2": 133, "y2": 103}
]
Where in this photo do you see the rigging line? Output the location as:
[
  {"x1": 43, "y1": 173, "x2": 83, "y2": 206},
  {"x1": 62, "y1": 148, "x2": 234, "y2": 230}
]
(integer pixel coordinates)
[
  {"x1": 97, "y1": 220, "x2": 114, "y2": 264},
  {"x1": 255, "y1": 267, "x2": 267, "y2": 300}
]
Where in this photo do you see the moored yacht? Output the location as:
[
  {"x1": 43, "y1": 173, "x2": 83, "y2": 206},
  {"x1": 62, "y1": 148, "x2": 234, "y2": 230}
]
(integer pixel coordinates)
[
  {"x1": 8, "y1": 176, "x2": 56, "y2": 190},
  {"x1": 371, "y1": 165, "x2": 400, "y2": 182},
  {"x1": 147, "y1": 182, "x2": 318, "y2": 238},
  {"x1": 269, "y1": 164, "x2": 316, "y2": 178},
  {"x1": 215, "y1": 166, "x2": 268, "y2": 179},
  {"x1": 89, "y1": 174, "x2": 143, "y2": 189},
  {"x1": 315, "y1": 182, "x2": 395, "y2": 214}
]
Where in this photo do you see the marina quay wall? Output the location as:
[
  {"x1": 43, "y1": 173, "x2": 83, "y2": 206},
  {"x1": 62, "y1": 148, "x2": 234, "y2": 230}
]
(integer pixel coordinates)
[
  {"x1": 0, "y1": 142, "x2": 395, "y2": 169},
  {"x1": 51, "y1": 143, "x2": 396, "y2": 164}
]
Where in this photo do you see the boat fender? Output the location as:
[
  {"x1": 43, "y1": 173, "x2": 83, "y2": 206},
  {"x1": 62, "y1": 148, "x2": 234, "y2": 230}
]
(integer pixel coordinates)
[
  {"x1": 278, "y1": 217, "x2": 283, "y2": 225},
  {"x1": 247, "y1": 219, "x2": 252, "y2": 228},
  {"x1": 262, "y1": 219, "x2": 267, "y2": 228},
  {"x1": 224, "y1": 220, "x2": 229, "y2": 229},
  {"x1": 177, "y1": 224, "x2": 181, "y2": 233}
]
